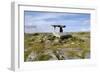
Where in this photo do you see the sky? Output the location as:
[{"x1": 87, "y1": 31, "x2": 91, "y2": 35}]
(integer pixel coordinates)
[{"x1": 24, "y1": 11, "x2": 90, "y2": 33}]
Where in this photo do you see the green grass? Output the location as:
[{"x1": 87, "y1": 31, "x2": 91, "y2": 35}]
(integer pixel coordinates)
[
  {"x1": 35, "y1": 54, "x2": 52, "y2": 61},
  {"x1": 24, "y1": 32, "x2": 90, "y2": 61}
]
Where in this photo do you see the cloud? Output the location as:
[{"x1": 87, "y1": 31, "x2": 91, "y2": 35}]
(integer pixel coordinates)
[{"x1": 24, "y1": 11, "x2": 90, "y2": 33}]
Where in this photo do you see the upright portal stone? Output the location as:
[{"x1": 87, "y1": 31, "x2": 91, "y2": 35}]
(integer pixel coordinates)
[{"x1": 52, "y1": 25, "x2": 66, "y2": 33}]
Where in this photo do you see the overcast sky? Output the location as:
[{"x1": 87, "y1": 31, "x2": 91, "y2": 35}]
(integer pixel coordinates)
[{"x1": 24, "y1": 11, "x2": 90, "y2": 33}]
